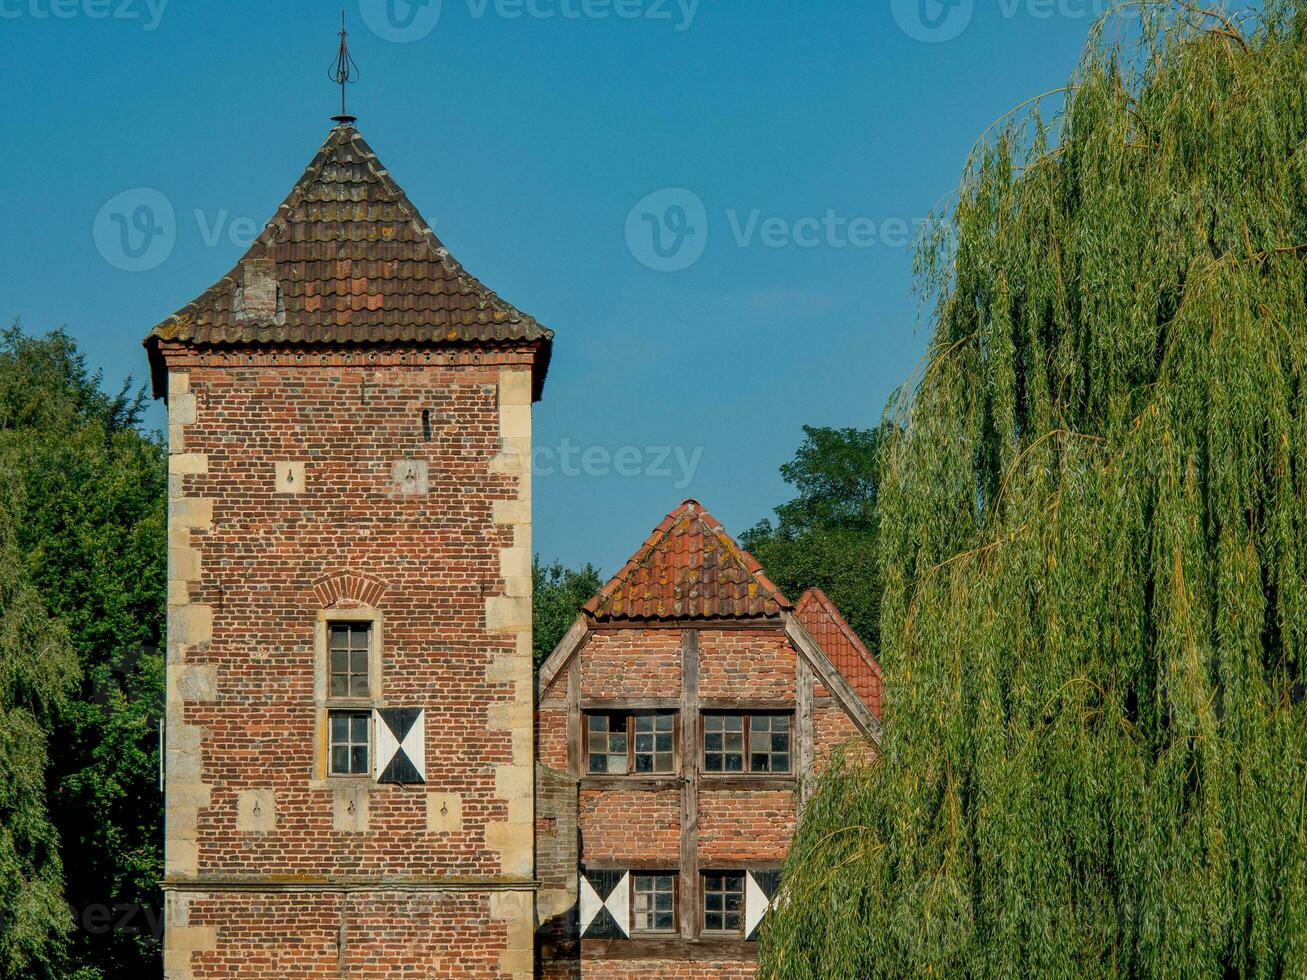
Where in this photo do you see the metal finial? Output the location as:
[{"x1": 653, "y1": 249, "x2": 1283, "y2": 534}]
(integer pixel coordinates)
[{"x1": 328, "y1": 10, "x2": 360, "y2": 125}]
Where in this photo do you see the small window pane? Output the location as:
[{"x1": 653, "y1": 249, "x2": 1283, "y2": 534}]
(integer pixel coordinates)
[
  {"x1": 749, "y1": 714, "x2": 793, "y2": 773},
  {"x1": 585, "y1": 714, "x2": 630, "y2": 775},
  {"x1": 328, "y1": 623, "x2": 371, "y2": 700},
  {"x1": 633, "y1": 875, "x2": 676, "y2": 933},
  {"x1": 633, "y1": 713, "x2": 675, "y2": 774},
  {"x1": 704, "y1": 714, "x2": 745, "y2": 772},
  {"x1": 703, "y1": 873, "x2": 744, "y2": 933},
  {"x1": 328, "y1": 710, "x2": 370, "y2": 776}
]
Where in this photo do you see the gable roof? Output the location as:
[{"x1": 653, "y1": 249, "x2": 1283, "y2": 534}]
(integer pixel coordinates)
[
  {"x1": 143, "y1": 124, "x2": 552, "y2": 399},
  {"x1": 583, "y1": 499, "x2": 790, "y2": 622},
  {"x1": 795, "y1": 588, "x2": 883, "y2": 718}
]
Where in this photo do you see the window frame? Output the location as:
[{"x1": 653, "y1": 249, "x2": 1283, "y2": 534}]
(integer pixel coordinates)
[
  {"x1": 582, "y1": 710, "x2": 680, "y2": 777},
  {"x1": 701, "y1": 711, "x2": 793, "y2": 775},
  {"x1": 629, "y1": 872, "x2": 679, "y2": 936},
  {"x1": 700, "y1": 870, "x2": 746, "y2": 936},
  {"x1": 314, "y1": 607, "x2": 384, "y2": 783},
  {"x1": 328, "y1": 621, "x2": 373, "y2": 699},
  {"x1": 327, "y1": 708, "x2": 372, "y2": 776}
]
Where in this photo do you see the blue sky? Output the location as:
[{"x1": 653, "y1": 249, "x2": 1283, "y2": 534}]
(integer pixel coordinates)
[{"x1": 2, "y1": 0, "x2": 1108, "y2": 574}]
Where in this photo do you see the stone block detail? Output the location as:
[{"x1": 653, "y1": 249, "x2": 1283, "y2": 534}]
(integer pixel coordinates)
[
  {"x1": 485, "y1": 367, "x2": 535, "y2": 923},
  {"x1": 272, "y1": 460, "x2": 305, "y2": 494},
  {"x1": 235, "y1": 790, "x2": 277, "y2": 833},
  {"x1": 426, "y1": 792, "x2": 463, "y2": 833},
  {"x1": 489, "y1": 890, "x2": 534, "y2": 980},
  {"x1": 163, "y1": 370, "x2": 215, "y2": 974},
  {"x1": 333, "y1": 783, "x2": 369, "y2": 833},
  {"x1": 391, "y1": 458, "x2": 430, "y2": 495}
]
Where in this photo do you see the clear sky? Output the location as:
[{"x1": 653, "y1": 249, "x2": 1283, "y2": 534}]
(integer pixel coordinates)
[{"x1": 1, "y1": 0, "x2": 1109, "y2": 574}]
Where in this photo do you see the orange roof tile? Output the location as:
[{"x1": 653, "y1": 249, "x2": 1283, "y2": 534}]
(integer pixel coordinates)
[
  {"x1": 584, "y1": 500, "x2": 790, "y2": 622},
  {"x1": 795, "y1": 587, "x2": 883, "y2": 718}
]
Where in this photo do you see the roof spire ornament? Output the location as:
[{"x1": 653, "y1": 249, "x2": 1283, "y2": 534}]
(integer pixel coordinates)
[{"x1": 328, "y1": 10, "x2": 360, "y2": 125}]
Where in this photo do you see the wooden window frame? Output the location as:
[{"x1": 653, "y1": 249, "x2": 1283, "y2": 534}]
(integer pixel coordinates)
[
  {"x1": 629, "y1": 872, "x2": 679, "y2": 936},
  {"x1": 700, "y1": 870, "x2": 746, "y2": 936},
  {"x1": 700, "y1": 711, "x2": 793, "y2": 775},
  {"x1": 327, "y1": 708, "x2": 372, "y2": 776},
  {"x1": 582, "y1": 710, "x2": 680, "y2": 777},
  {"x1": 328, "y1": 621, "x2": 372, "y2": 699},
  {"x1": 313, "y1": 607, "x2": 383, "y2": 784}
]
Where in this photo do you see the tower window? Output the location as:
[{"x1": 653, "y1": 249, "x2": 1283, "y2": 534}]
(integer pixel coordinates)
[
  {"x1": 329, "y1": 622, "x2": 371, "y2": 698},
  {"x1": 328, "y1": 710, "x2": 370, "y2": 776}
]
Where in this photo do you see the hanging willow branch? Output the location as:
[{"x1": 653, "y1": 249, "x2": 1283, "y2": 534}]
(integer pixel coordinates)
[{"x1": 760, "y1": 2, "x2": 1307, "y2": 977}]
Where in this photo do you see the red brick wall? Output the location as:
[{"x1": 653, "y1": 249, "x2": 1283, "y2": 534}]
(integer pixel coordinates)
[
  {"x1": 538, "y1": 706, "x2": 568, "y2": 771},
  {"x1": 698, "y1": 790, "x2": 796, "y2": 864},
  {"x1": 697, "y1": 629, "x2": 794, "y2": 700},
  {"x1": 184, "y1": 891, "x2": 508, "y2": 978},
  {"x1": 581, "y1": 629, "x2": 682, "y2": 698},
  {"x1": 166, "y1": 350, "x2": 535, "y2": 975},
  {"x1": 579, "y1": 789, "x2": 681, "y2": 863},
  {"x1": 179, "y1": 359, "x2": 518, "y2": 876},
  {"x1": 813, "y1": 704, "x2": 863, "y2": 777}
]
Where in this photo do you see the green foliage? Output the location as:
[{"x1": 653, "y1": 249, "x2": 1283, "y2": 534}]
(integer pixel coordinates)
[
  {"x1": 533, "y1": 557, "x2": 604, "y2": 667},
  {"x1": 0, "y1": 325, "x2": 165, "y2": 978},
  {"x1": 762, "y1": 5, "x2": 1307, "y2": 976},
  {"x1": 743, "y1": 425, "x2": 888, "y2": 649},
  {"x1": 0, "y1": 454, "x2": 79, "y2": 977}
]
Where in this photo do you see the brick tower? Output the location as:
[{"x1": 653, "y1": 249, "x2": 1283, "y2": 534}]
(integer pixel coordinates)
[{"x1": 145, "y1": 123, "x2": 551, "y2": 978}]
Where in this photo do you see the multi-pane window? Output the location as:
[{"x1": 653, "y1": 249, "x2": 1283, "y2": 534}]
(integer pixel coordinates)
[
  {"x1": 703, "y1": 713, "x2": 791, "y2": 773},
  {"x1": 585, "y1": 712, "x2": 677, "y2": 775},
  {"x1": 585, "y1": 714, "x2": 630, "y2": 774},
  {"x1": 631, "y1": 874, "x2": 677, "y2": 933},
  {"x1": 748, "y1": 714, "x2": 791, "y2": 772},
  {"x1": 329, "y1": 710, "x2": 370, "y2": 775},
  {"x1": 634, "y1": 714, "x2": 676, "y2": 773},
  {"x1": 329, "y1": 623, "x2": 370, "y2": 698},
  {"x1": 702, "y1": 872, "x2": 745, "y2": 934}
]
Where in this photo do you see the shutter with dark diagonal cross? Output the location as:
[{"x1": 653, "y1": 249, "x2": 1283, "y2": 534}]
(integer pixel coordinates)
[{"x1": 373, "y1": 708, "x2": 426, "y2": 784}]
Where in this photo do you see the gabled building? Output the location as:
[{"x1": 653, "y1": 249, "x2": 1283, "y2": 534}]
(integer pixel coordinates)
[
  {"x1": 148, "y1": 122, "x2": 549, "y2": 978},
  {"x1": 534, "y1": 500, "x2": 882, "y2": 977}
]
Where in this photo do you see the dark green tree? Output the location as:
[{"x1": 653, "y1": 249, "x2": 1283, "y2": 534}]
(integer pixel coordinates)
[
  {"x1": 763, "y1": 5, "x2": 1307, "y2": 976},
  {"x1": 0, "y1": 325, "x2": 165, "y2": 979},
  {"x1": 533, "y1": 557, "x2": 603, "y2": 667},
  {"x1": 743, "y1": 425, "x2": 888, "y2": 650}
]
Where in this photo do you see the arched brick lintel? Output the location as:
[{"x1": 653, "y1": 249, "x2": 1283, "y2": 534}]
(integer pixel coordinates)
[{"x1": 312, "y1": 571, "x2": 388, "y2": 609}]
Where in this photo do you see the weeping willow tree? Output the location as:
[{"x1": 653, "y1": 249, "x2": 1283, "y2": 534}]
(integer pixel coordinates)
[{"x1": 761, "y1": 4, "x2": 1307, "y2": 976}]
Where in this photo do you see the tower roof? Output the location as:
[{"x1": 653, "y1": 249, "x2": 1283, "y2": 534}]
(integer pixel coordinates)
[
  {"x1": 143, "y1": 124, "x2": 552, "y2": 398},
  {"x1": 583, "y1": 499, "x2": 791, "y2": 622}
]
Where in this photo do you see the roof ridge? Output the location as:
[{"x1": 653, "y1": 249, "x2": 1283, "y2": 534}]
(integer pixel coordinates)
[{"x1": 584, "y1": 499, "x2": 791, "y2": 621}]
